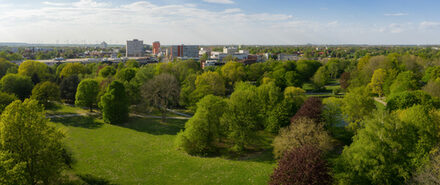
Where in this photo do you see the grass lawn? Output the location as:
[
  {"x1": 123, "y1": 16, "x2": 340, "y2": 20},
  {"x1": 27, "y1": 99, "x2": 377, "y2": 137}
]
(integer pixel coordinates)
[
  {"x1": 50, "y1": 116, "x2": 275, "y2": 185},
  {"x1": 46, "y1": 103, "x2": 89, "y2": 115}
]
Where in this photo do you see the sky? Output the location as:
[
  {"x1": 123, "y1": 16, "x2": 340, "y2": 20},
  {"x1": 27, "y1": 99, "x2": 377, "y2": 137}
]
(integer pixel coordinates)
[{"x1": 0, "y1": 0, "x2": 440, "y2": 45}]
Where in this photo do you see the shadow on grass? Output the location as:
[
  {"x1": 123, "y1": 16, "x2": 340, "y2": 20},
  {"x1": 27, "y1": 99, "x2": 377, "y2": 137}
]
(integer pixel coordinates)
[
  {"x1": 77, "y1": 174, "x2": 117, "y2": 185},
  {"x1": 51, "y1": 116, "x2": 104, "y2": 129},
  {"x1": 121, "y1": 117, "x2": 186, "y2": 135}
]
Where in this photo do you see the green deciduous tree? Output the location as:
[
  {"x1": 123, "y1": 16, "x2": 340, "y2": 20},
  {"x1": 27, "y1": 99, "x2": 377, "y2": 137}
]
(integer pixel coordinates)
[
  {"x1": 0, "y1": 99, "x2": 66, "y2": 184},
  {"x1": 18, "y1": 60, "x2": 50, "y2": 84},
  {"x1": 0, "y1": 92, "x2": 17, "y2": 113},
  {"x1": 175, "y1": 95, "x2": 227, "y2": 155},
  {"x1": 341, "y1": 87, "x2": 375, "y2": 132},
  {"x1": 389, "y1": 71, "x2": 418, "y2": 95},
  {"x1": 99, "y1": 66, "x2": 116, "y2": 77},
  {"x1": 221, "y1": 61, "x2": 245, "y2": 85},
  {"x1": 422, "y1": 79, "x2": 440, "y2": 98},
  {"x1": 312, "y1": 66, "x2": 330, "y2": 90},
  {"x1": 368, "y1": 68, "x2": 387, "y2": 97},
  {"x1": 59, "y1": 63, "x2": 86, "y2": 78},
  {"x1": 75, "y1": 79, "x2": 99, "y2": 112},
  {"x1": 31, "y1": 81, "x2": 60, "y2": 108},
  {"x1": 0, "y1": 58, "x2": 17, "y2": 79},
  {"x1": 99, "y1": 81, "x2": 129, "y2": 124},
  {"x1": 116, "y1": 68, "x2": 137, "y2": 82},
  {"x1": 0, "y1": 74, "x2": 33, "y2": 100},
  {"x1": 221, "y1": 83, "x2": 261, "y2": 152},
  {"x1": 387, "y1": 90, "x2": 439, "y2": 111},
  {"x1": 60, "y1": 75, "x2": 80, "y2": 104}
]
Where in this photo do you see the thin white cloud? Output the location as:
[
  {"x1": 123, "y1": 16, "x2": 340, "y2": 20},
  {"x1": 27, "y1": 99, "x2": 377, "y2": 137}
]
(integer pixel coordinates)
[
  {"x1": 223, "y1": 8, "x2": 241, "y2": 14},
  {"x1": 420, "y1": 21, "x2": 440, "y2": 30},
  {"x1": 203, "y1": 0, "x2": 234, "y2": 4},
  {"x1": 384, "y1": 13, "x2": 408, "y2": 16}
]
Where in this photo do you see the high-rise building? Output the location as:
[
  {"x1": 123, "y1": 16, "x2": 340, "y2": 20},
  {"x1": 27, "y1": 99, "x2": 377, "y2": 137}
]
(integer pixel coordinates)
[
  {"x1": 126, "y1": 39, "x2": 144, "y2": 57},
  {"x1": 152, "y1": 41, "x2": 160, "y2": 55},
  {"x1": 169, "y1": 45, "x2": 199, "y2": 59}
]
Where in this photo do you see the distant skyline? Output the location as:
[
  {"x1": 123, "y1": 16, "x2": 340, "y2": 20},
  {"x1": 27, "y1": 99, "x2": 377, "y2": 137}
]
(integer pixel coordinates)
[{"x1": 0, "y1": 0, "x2": 440, "y2": 45}]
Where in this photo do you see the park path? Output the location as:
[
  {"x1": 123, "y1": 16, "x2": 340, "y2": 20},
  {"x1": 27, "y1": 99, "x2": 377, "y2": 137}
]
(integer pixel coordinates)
[
  {"x1": 47, "y1": 110, "x2": 191, "y2": 120},
  {"x1": 374, "y1": 97, "x2": 387, "y2": 106}
]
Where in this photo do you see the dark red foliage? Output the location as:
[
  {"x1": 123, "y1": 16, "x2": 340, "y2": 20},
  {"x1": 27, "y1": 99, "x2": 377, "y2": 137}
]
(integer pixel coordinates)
[
  {"x1": 269, "y1": 145, "x2": 332, "y2": 185},
  {"x1": 339, "y1": 72, "x2": 350, "y2": 89},
  {"x1": 290, "y1": 97, "x2": 322, "y2": 123}
]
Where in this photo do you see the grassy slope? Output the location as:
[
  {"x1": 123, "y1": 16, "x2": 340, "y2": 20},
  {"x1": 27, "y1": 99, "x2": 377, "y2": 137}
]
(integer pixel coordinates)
[{"x1": 51, "y1": 116, "x2": 274, "y2": 185}]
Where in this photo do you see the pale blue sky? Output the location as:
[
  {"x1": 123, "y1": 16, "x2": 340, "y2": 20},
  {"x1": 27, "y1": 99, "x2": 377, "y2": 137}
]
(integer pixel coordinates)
[{"x1": 0, "y1": 0, "x2": 439, "y2": 45}]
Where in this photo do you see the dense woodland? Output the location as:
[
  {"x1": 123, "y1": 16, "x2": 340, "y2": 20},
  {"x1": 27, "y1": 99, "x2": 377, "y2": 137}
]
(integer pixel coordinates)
[{"x1": 0, "y1": 46, "x2": 440, "y2": 184}]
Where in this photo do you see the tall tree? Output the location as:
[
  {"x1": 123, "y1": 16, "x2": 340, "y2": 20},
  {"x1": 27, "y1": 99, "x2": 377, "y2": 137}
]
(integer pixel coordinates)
[
  {"x1": 368, "y1": 68, "x2": 387, "y2": 97},
  {"x1": 0, "y1": 99, "x2": 66, "y2": 184},
  {"x1": 0, "y1": 74, "x2": 33, "y2": 100},
  {"x1": 175, "y1": 95, "x2": 227, "y2": 155},
  {"x1": 75, "y1": 79, "x2": 99, "y2": 112},
  {"x1": 60, "y1": 75, "x2": 80, "y2": 104},
  {"x1": 31, "y1": 81, "x2": 60, "y2": 108},
  {"x1": 141, "y1": 74, "x2": 180, "y2": 121},
  {"x1": 18, "y1": 60, "x2": 50, "y2": 84},
  {"x1": 99, "y1": 81, "x2": 129, "y2": 124},
  {"x1": 59, "y1": 63, "x2": 87, "y2": 78},
  {"x1": 341, "y1": 87, "x2": 375, "y2": 132}
]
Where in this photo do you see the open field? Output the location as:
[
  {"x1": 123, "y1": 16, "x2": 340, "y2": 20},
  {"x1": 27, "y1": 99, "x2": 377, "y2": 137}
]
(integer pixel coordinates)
[{"x1": 50, "y1": 115, "x2": 275, "y2": 185}]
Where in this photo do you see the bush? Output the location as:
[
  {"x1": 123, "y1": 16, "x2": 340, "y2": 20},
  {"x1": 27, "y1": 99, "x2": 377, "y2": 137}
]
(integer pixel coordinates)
[
  {"x1": 269, "y1": 145, "x2": 332, "y2": 185},
  {"x1": 273, "y1": 118, "x2": 333, "y2": 159}
]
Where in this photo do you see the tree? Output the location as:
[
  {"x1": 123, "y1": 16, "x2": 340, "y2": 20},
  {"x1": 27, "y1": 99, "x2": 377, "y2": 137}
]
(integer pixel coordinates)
[
  {"x1": 0, "y1": 58, "x2": 17, "y2": 79},
  {"x1": 296, "y1": 60, "x2": 321, "y2": 82},
  {"x1": 339, "y1": 72, "x2": 350, "y2": 89},
  {"x1": 60, "y1": 75, "x2": 80, "y2": 104},
  {"x1": 387, "y1": 90, "x2": 439, "y2": 111},
  {"x1": 290, "y1": 97, "x2": 323, "y2": 124},
  {"x1": 175, "y1": 95, "x2": 227, "y2": 155},
  {"x1": 322, "y1": 97, "x2": 344, "y2": 128},
  {"x1": 312, "y1": 66, "x2": 330, "y2": 90},
  {"x1": 125, "y1": 59, "x2": 140, "y2": 68},
  {"x1": 99, "y1": 66, "x2": 116, "y2": 77},
  {"x1": 341, "y1": 87, "x2": 375, "y2": 131},
  {"x1": 75, "y1": 79, "x2": 99, "y2": 112},
  {"x1": 256, "y1": 82, "x2": 282, "y2": 130},
  {"x1": 141, "y1": 74, "x2": 180, "y2": 122},
  {"x1": 335, "y1": 106, "x2": 440, "y2": 184},
  {"x1": 116, "y1": 68, "x2": 137, "y2": 82},
  {"x1": 422, "y1": 66, "x2": 440, "y2": 82},
  {"x1": 0, "y1": 151, "x2": 26, "y2": 184},
  {"x1": 422, "y1": 79, "x2": 440, "y2": 98},
  {"x1": 368, "y1": 68, "x2": 387, "y2": 97},
  {"x1": 59, "y1": 63, "x2": 86, "y2": 78},
  {"x1": 0, "y1": 92, "x2": 17, "y2": 113},
  {"x1": 273, "y1": 118, "x2": 334, "y2": 159},
  {"x1": 0, "y1": 99, "x2": 66, "y2": 184},
  {"x1": 389, "y1": 71, "x2": 418, "y2": 95},
  {"x1": 187, "y1": 71, "x2": 226, "y2": 110},
  {"x1": 411, "y1": 149, "x2": 440, "y2": 185},
  {"x1": 270, "y1": 145, "x2": 332, "y2": 185},
  {"x1": 221, "y1": 61, "x2": 245, "y2": 85},
  {"x1": 99, "y1": 81, "x2": 129, "y2": 124},
  {"x1": 221, "y1": 83, "x2": 261, "y2": 152},
  {"x1": 0, "y1": 74, "x2": 33, "y2": 100},
  {"x1": 18, "y1": 60, "x2": 49, "y2": 84},
  {"x1": 31, "y1": 81, "x2": 60, "y2": 108}
]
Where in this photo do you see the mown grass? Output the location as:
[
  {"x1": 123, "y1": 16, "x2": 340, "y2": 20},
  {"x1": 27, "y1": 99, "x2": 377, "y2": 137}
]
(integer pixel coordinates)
[
  {"x1": 46, "y1": 103, "x2": 88, "y2": 115},
  {"x1": 50, "y1": 116, "x2": 275, "y2": 185}
]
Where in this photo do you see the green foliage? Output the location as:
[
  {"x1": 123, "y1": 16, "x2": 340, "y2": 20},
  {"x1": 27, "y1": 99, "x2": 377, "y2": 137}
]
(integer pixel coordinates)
[
  {"x1": 31, "y1": 81, "x2": 60, "y2": 108},
  {"x1": 99, "y1": 66, "x2": 116, "y2": 77},
  {"x1": 99, "y1": 81, "x2": 129, "y2": 124},
  {"x1": 335, "y1": 106, "x2": 440, "y2": 185},
  {"x1": 18, "y1": 60, "x2": 50, "y2": 84},
  {"x1": 60, "y1": 75, "x2": 80, "y2": 104},
  {"x1": 256, "y1": 82, "x2": 282, "y2": 130},
  {"x1": 389, "y1": 71, "x2": 418, "y2": 95},
  {"x1": 0, "y1": 99, "x2": 66, "y2": 184},
  {"x1": 0, "y1": 73, "x2": 33, "y2": 100},
  {"x1": 176, "y1": 95, "x2": 227, "y2": 155},
  {"x1": 341, "y1": 87, "x2": 375, "y2": 132},
  {"x1": 368, "y1": 68, "x2": 387, "y2": 97},
  {"x1": 322, "y1": 97, "x2": 344, "y2": 128},
  {"x1": 221, "y1": 83, "x2": 261, "y2": 152},
  {"x1": 179, "y1": 74, "x2": 197, "y2": 108},
  {"x1": 221, "y1": 61, "x2": 245, "y2": 85},
  {"x1": 312, "y1": 66, "x2": 330, "y2": 90},
  {"x1": 116, "y1": 68, "x2": 137, "y2": 82},
  {"x1": 0, "y1": 151, "x2": 26, "y2": 184},
  {"x1": 125, "y1": 59, "x2": 140, "y2": 68},
  {"x1": 387, "y1": 90, "x2": 439, "y2": 111},
  {"x1": 75, "y1": 79, "x2": 99, "y2": 111},
  {"x1": 422, "y1": 79, "x2": 440, "y2": 98},
  {"x1": 273, "y1": 118, "x2": 334, "y2": 159},
  {"x1": 296, "y1": 60, "x2": 321, "y2": 82},
  {"x1": 189, "y1": 71, "x2": 226, "y2": 110},
  {"x1": 0, "y1": 58, "x2": 17, "y2": 79},
  {"x1": 0, "y1": 92, "x2": 17, "y2": 113},
  {"x1": 59, "y1": 63, "x2": 87, "y2": 78},
  {"x1": 422, "y1": 66, "x2": 440, "y2": 82}
]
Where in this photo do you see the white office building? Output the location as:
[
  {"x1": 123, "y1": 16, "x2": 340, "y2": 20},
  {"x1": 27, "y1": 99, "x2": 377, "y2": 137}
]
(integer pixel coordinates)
[{"x1": 126, "y1": 39, "x2": 144, "y2": 57}]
